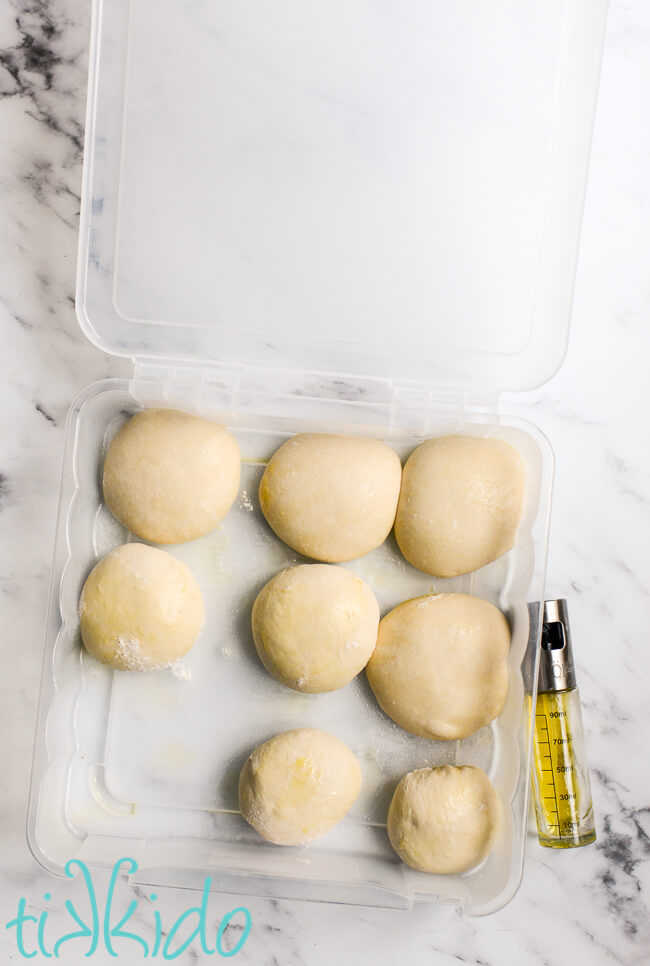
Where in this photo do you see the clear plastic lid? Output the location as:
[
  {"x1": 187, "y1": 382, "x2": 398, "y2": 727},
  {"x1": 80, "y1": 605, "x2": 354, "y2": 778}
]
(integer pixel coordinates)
[{"x1": 77, "y1": 0, "x2": 607, "y2": 391}]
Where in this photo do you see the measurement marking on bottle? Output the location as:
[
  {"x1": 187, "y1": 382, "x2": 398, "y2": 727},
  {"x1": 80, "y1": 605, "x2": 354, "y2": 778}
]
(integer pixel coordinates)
[
  {"x1": 542, "y1": 713, "x2": 560, "y2": 829},
  {"x1": 533, "y1": 706, "x2": 581, "y2": 840}
]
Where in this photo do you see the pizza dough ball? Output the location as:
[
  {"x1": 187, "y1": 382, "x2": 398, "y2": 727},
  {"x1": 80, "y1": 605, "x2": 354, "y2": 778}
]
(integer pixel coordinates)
[
  {"x1": 259, "y1": 434, "x2": 402, "y2": 562},
  {"x1": 387, "y1": 765, "x2": 500, "y2": 874},
  {"x1": 103, "y1": 408, "x2": 240, "y2": 544},
  {"x1": 252, "y1": 564, "x2": 379, "y2": 693},
  {"x1": 239, "y1": 729, "x2": 362, "y2": 845},
  {"x1": 366, "y1": 593, "x2": 510, "y2": 740},
  {"x1": 395, "y1": 435, "x2": 525, "y2": 577},
  {"x1": 79, "y1": 543, "x2": 204, "y2": 670}
]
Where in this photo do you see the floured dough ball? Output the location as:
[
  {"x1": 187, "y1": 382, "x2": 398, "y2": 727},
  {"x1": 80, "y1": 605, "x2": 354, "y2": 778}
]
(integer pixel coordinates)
[
  {"x1": 388, "y1": 765, "x2": 500, "y2": 874},
  {"x1": 239, "y1": 729, "x2": 362, "y2": 845},
  {"x1": 366, "y1": 593, "x2": 510, "y2": 740},
  {"x1": 395, "y1": 435, "x2": 525, "y2": 577},
  {"x1": 79, "y1": 543, "x2": 204, "y2": 670},
  {"x1": 103, "y1": 408, "x2": 240, "y2": 544},
  {"x1": 252, "y1": 564, "x2": 379, "y2": 693},
  {"x1": 259, "y1": 434, "x2": 402, "y2": 562}
]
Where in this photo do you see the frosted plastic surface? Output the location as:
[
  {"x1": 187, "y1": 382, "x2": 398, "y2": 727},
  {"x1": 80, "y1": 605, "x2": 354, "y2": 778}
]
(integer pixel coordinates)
[
  {"x1": 77, "y1": 0, "x2": 607, "y2": 388},
  {"x1": 29, "y1": 381, "x2": 552, "y2": 913},
  {"x1": 34, "y1": 0, "x2": 608, "y2": 914}
]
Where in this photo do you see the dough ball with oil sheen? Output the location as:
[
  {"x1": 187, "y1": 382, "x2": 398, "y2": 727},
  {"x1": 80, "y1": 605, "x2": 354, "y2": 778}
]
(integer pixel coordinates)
[
  {"x1": 252, "y1": 564, "x2": 379, "y2": 693},
  {"x1": 259, "y1": 433, "x2": 402, "y2": 562},
  {"x1": 366, "y1": 593, "x2": 510, "y2": 740},
  {"x1": 79, "y1": 543, "x2": 204, "y2": 670},
  {"x1": 395, "y1": 434, "x2": 525, "y2": 577},
  {"x1": 239, "y1": 729, "x2": 362, "y2": 845},
  {"x1": 387, "y1": 765, "x2": 501, "y2": 874},
  {"x1": 103, "y1": 408, "x2": 240, "y2": 544}
]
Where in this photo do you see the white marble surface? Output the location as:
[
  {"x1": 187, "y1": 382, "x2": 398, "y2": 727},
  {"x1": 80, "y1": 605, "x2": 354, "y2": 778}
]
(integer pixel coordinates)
[{"x1": 1, "y1": 0, "x2": 650, "y2": 963}]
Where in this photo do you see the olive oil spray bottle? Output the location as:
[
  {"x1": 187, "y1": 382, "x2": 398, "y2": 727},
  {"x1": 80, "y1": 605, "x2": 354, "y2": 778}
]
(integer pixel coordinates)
[{"x1": 528, "y1": 600, "x2": 596, "y2": 848}]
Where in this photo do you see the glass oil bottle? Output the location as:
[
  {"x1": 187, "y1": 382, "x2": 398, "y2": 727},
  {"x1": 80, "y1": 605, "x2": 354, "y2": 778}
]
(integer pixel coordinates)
[{"x1": 528, "y1": 599, "x2": 596, "y2": 848}]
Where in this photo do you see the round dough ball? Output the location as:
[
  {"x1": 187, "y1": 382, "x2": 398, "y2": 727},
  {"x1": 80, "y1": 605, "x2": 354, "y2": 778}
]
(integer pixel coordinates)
[
  {"x1": 366, "y1": 593, "x2": 509, "y2": 740},
  {"x1": 395, "y1": 435, "x2": 525, "y2": 577},
  {"x1": 79, "y1": 543, "x2": 204, "y2": 670},
  {"x1": 239, "y1": 729, "x2": 362, "y2": 845},
  {"x1": 387, "y1": 765, "x2": 500, "y2": 874},
  {"x1": 252, "y1": 564, "x2": 379, "y2": 693},
  {"x1": 259, "y1": 434, "x2": 402, "y2": 562},
  {"x1": 103, "y1": 408, "x2": 240, "y2": 544}
]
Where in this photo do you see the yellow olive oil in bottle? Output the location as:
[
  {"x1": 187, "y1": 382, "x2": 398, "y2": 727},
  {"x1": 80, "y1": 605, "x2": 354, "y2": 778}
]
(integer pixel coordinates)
[{"x1": 529, "y1": 600, "x2": 596, "y2": 848}]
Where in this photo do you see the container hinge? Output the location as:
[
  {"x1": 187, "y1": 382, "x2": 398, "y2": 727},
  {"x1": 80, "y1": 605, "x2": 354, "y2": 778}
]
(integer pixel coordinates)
[
  {"x1": 130, "y1": 359, "x2": 241, "y2": 416},
  {"x1": 388, "y1": 381, "x2": 498, "y2": 434}
]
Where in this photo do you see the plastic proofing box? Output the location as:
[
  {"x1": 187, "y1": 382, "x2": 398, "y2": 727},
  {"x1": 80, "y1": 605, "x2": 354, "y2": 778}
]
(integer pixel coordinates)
[{"x1": 28, "y1": 0, "x2": 608, "y2": 914}]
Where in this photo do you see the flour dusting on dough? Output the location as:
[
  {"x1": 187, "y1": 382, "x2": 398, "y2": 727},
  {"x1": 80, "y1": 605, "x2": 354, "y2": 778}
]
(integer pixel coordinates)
[{"x1": 113, "y1": 635, "x2": 160, "y2": 671}]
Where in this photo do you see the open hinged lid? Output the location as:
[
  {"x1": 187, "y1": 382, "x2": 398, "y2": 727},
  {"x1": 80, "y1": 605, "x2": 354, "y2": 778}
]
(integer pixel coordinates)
[{"x1": 77, "y1": 0, "x2": 608, "y2": 392}]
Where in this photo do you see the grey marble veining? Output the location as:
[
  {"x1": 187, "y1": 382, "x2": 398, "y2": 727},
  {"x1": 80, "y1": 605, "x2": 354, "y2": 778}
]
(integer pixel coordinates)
[{"x1": 2, "y1": 0, "x2": 650, "y2": 963}]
